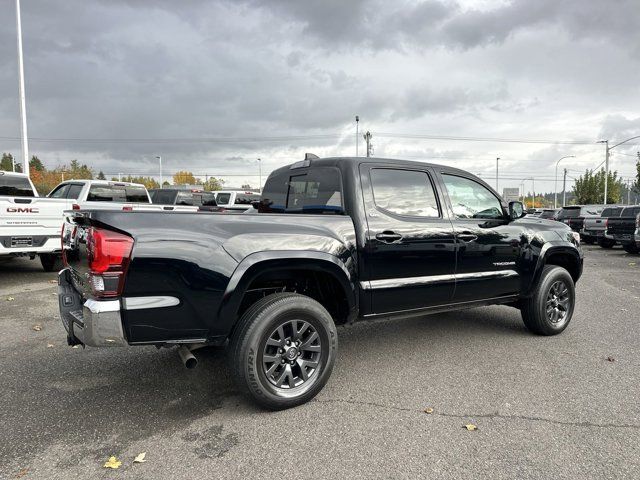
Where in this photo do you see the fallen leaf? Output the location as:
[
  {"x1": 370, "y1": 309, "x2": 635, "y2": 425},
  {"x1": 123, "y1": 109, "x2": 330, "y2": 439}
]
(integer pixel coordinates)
[
  {"x1": 463, "y1": 424, "x2": 478, "y2": 431},
  {"x1": 629, "y1": 262, "x2": 637, "y2": 266},
  {"x1": 15, "y1": 468, "x2": 29, "y2": 478},
  {"x1": 6, "y1": 296, "x2": 15, "y2": 301},
  {"x1": 606, "y1": 356, "x2": 615, "y2": 362},
  {"x1": 32, "y1": 325, "x2": 42, "y2": 332},
  {"x1": 423, "y1": 407, "x2": 434, "y2": 414},
  {"x1": 103, "y1": 456, "x2": 122, "y2": 469},
  {"x1": 71, "y1": 345, "x2": 80, "y2": 349},
  {"x1": 133, "y1": 452, "x2": 147, "y2": 463},
  {"x1": 47, "y1": 343, "x2": 54, "y2": 348},
  {"x1": 49, "y1": 279, "x2": 57, "y2": 284}
]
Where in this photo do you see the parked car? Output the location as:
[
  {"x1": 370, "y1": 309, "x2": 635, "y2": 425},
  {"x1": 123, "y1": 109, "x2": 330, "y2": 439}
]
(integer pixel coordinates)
[
  {"x1": 149, "y1": 188, "x2": 223, "y2": 212},
  {"x1": 1, "y1": 177, "x2": 174, "y2": 271},
  {"x1": 605, "y1": 206, "x2": 640, "y2": 254},
  {"x1": 213, "y1": 190, "x2": 261, "y2": 211},
  {"x1": 58, "y1": 156, "x2": 583, "y2": 409},
  {"x1": 582, "y1": 206, "x2": 627, "y2": 248},
  {"x1": 556, "y1": 205, "x2": 605, "y2": 243}
]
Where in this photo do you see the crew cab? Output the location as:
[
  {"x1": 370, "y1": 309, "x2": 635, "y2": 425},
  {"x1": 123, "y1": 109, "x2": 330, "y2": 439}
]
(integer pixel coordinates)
[
  {"x1": 556, "y1": 205, "x2": 604, "y2": 243},
  {"x1": 605, "y1": 206, "x2": 640, "y2": 254},
  {"x1": 149, "y1": 188, "x2": 223, "y2": 212},
  {"x1": 582, "y1": 206, "x2": 627, "y2": 248},
  {"x1": 213, "y1": 190, "x2": 261, "y2": 211},
  {"x1": 58, "y1": 156, "x2": 583, "y2": 409}
]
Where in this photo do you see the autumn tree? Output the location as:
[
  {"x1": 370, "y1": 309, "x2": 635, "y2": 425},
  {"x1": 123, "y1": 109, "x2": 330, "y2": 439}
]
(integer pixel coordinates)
[
  {"x1": 173, "y1": 171, "x2": 197, "y2": 185},
  {"x1": 203, "y1": 177, "x2": 224, "y2": 191},
  {"x1": 97, "y1": 171, "x2": 106, "y2": 180},
  {"x1": 1, "y1": 153, "x2": 15, "y2": 171},
  {"x1": 29, "y1": 155, "x2": 45, "y2": 172},
  {"x1": 118, "y1": 175, "x2": 160, "y2": 190}
]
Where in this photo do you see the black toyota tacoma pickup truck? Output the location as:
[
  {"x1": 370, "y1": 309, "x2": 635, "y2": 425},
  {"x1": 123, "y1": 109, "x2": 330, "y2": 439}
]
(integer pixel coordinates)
[
  {"x1": 58, "y1": 156, "x2": 583, "y2": 409},
  {"x1": 605, "y1": 205, "x2": 640, "y2": 254}
]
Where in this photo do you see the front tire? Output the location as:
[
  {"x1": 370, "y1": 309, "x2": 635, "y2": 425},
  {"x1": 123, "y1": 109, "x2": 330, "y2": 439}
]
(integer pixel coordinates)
[
  {"x1": 521, "y1": 265, "x2": 575, "y2": 335},
  {"x1": 622, "y1": 243, "x2": 639, "y2": 254},
  {"x1": 40, "y1": 253, "x2": 62, "y2": 272},
  {"x1": 229, "y1": 293, "x2": 338, "y2": 410}
]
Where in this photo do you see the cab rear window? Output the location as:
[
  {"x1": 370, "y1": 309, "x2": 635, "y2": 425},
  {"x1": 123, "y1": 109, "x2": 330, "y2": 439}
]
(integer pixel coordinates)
[
  {"x1": 261, "y1": 167, "x2": 343, "y2": 214},
  {"x1": 87, "y1": 185, "x2": 149, "y2": 203},
  {"x1": 0, "y1": 175, "x2": 35, "y2": 197}
]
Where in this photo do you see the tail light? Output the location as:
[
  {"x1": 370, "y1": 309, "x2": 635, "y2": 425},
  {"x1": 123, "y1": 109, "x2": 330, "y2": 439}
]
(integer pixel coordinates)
[
  {"x1": 122, "y1": 205, "x2": 133, "y2": 211},
  {"x1": 72, "y1": 204, "x2": 80, "y2": 210},
  {"x1": 85, "y1": 227, "x2": 134, "y2": 298}
]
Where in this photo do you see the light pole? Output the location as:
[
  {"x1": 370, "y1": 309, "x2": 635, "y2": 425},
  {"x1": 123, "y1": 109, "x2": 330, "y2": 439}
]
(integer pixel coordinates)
[
  {"x1": 554, "y1": 155, "x2": 575, "y2": 208},
  {"x1": 155, "y1": 156, "x2": 162, "y2": 188},
  {"x1": 257, "y1": 158, "x2": 262, "y2": 192},
  {"x1": 496, "y1": 157, "x2": 500, "y2": 192},
  {"x1": 355, "y1": 116, "x2": 359, "y2": 157},
  {"x1": 15, "y1": 0, "x2": 29, "y2": 176},
  {"x1": 599, "y1": 136, "x2": 640, "y2": 205}
]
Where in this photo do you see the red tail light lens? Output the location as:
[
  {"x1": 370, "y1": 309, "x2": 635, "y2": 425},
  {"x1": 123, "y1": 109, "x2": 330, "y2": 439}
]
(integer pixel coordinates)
[
  {"x1": 72, "y1": 204, "x2": 80, "y2": 210},
  {"x1": 86, "y1": 228, "x2": 134, "y2": 297}
]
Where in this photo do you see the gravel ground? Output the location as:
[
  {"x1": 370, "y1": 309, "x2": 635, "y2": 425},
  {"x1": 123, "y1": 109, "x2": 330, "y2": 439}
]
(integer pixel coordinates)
[{"x1": 0, "y1": 245, "x2": 639, "y2": 479}]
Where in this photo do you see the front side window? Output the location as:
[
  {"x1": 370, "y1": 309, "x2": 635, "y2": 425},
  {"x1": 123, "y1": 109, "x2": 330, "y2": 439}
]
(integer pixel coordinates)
[
  {"x1": 442, "y1": 175, "x2": 503, "y2": 219},
  {"x1": 48, "y1": 184, "x2": 69, "y2": 198},
  {"x1": 125, "y1": 187, "x2": 149, "y2": 203},
  {"x1": 370, "y1": 168, "x2": 439, "y2": 218},
  {"x1": 216, "y1": 193, "x2": 231, "y2": 205}
]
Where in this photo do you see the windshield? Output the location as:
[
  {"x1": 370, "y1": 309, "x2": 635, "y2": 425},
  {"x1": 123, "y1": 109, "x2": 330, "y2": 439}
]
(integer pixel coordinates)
[{"x1": 0, "y1": 175, "x2": 35, "y2": 197}]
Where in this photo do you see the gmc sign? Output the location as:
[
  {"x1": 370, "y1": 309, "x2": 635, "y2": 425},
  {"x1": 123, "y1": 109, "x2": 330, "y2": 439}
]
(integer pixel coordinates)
[{"x1": 6, "y1": 207, "x2": 39, "y2": 213}]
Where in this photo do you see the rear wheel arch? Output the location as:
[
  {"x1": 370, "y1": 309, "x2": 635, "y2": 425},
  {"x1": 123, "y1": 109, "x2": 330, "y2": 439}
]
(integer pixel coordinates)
[{"x1": 218, "y1": 252, "x2": 357, "y2": 336}]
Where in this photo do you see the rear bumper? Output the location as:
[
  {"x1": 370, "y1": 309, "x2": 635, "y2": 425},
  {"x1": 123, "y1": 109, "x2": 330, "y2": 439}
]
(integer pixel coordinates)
[
  {"x1": 0, "y1": 235, "x2": 60, "y2": 255},
  {"x1": 58, "y1": 268, "x2": 127, "y2": 347},
  {"x1": 611, "y1": 232, "x2": 640, "y2": 245}
]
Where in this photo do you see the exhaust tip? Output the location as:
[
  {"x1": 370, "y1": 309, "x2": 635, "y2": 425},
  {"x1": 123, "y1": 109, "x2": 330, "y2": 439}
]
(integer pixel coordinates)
[{"x1": 178, "y1": 345, "x2": 198, "y2": 369}]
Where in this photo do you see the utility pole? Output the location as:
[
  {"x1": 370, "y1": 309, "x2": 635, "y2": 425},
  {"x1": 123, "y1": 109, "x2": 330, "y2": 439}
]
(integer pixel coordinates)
[
  {"x1": 604, "y1": 140, "x2": 609, "y2": 205},
  {"x1": 156, "y1": 156, "x2": 162, "y2": 188},
  {"x1": 355, "y1": 116, "x2": 359, "y2": 157},
  {"x1": 554, "y1": 155, "x2": 575, "y2": 208},
  {"x1": 15, "y1": 0, "x2": 29, "y2": 175},
  {"x1": 363, "y1": 131, "x2": 372, "y2": 158},
  {"x1": 496, "y1": 157, "x2": 500, "y2": 192},
  {"x1": 562, "y1": 168, "x2": 567, "y2": 207}
]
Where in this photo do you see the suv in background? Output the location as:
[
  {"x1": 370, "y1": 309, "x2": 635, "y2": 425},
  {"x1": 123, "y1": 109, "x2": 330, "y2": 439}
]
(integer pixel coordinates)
[
  {"x1": 149, "y1": 189, "x2": 222, "y2": 212},
  {"x1": 213, "y1": 190, "x2": 261, "y2": 211}
]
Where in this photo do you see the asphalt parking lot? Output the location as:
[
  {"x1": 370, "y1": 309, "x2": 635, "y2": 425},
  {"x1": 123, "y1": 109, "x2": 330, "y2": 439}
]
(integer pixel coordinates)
[{"x1": 1, "y1": 245, "x2": 639, "y2": 479}]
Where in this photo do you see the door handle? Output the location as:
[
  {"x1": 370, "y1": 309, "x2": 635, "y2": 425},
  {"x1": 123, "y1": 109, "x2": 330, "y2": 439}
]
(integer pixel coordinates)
[
  {"x1": 457, "y1": 231, "x2": 478, "y2": 242},
  {"x1": 375, "y1": 231, "x2": 403, "y2": 243}
]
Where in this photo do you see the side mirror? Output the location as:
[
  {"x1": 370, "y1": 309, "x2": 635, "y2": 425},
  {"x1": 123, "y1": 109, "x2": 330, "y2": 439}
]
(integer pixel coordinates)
[{"x1": 508, "y1": 201, "x2": 525, "y2": 220}]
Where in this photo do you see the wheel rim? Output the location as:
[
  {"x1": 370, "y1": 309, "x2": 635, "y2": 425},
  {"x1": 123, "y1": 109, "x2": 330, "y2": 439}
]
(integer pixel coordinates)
[
  {"x1": 545, "y1": 280, "x2": 570, "y2": 325},
  {"x1": 261, "y1": 319, "x2": 322, "y2": 389}
]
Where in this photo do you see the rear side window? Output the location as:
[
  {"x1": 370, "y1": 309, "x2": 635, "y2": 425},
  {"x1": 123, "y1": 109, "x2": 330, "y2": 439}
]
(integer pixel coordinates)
[
  {"x1": 175, "y1": 192, "x2": 196, "y2": 205},
  {"x1": 623, "y1": 207, "x2": 640, "y2": 217},
  {"x1": 261, "y1": 167, "x2": 343, "y2": 214},
  {"x1": 0, "y1": 175, "x2": 34, "y2": 197},
  {"x1": 216, "y1": 193, "x2": 231, "y2": 205},
  {"x1": 235, "y1": 194, "x2": 260, "y2": 204},
  {"x1": 370, "y1": 168, "x2": 439, "y2": 217},
  {"x1": 602, "y1": 207, "x2": 623, "y2": 217},
  {"x1": 198, "y1": 193, "x2": 217, "y2": 206},
  {"x1": 66, "y1": 184, "x2": 83, "y2": 199},
  {"x1": 48, "y1": 184, "x2": 69, "y2": 198}
]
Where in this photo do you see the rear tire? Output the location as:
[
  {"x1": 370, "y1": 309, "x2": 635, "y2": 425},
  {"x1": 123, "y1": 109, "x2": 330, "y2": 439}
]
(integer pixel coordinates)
[
  {"x1": 40, "y1": 253, "x2": 62, "y2": 272},
  {"x1": 229, "y1": 293, "x2": 338, "y2": 410},
  {"x1": 622, "y1": 243, "x2": 640, "y2": 254},
  {"x1": 521, "y1": 265, "x2": 575, "y2": 335},
  {"x1": 598, "y1": 238, "x2": 616, "y2": 249}
]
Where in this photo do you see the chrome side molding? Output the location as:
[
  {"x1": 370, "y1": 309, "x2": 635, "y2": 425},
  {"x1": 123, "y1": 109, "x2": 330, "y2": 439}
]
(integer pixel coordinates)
[{"x1": 122, "y1": 296, "x2": 180, "y2": 311}]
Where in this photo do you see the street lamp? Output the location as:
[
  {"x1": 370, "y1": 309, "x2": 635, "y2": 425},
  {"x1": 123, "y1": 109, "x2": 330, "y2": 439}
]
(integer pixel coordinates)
[
  {"x1": 599, "y1": 136, "x2": 640, "y2": 205},
  {"x1": 355, "y1": 116, "x2": 360, "y2": 157},
  {"x1": 554, "y1": 155, "x2": 575, "y2": 208},
  {"x1": 155, "y1": 156, "x2": 162, "y2": 188}
]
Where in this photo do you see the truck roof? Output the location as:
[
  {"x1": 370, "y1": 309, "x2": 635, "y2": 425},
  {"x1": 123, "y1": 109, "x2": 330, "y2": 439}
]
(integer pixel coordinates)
[
  {"x1": 0, "y1": 171, "x2": 30, "y2": 178},
  {"x1": 56, "y1": 179, "x2": 147, "y2": 188}
]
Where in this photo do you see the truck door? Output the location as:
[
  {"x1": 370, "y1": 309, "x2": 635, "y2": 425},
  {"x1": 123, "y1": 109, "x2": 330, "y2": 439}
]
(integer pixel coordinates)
[
  {"x1": 359, "y1": 163, "x2": 456, "y2": 314},
  {"x1": 438, "y1": 173, "x2": 521, "y2": 302}
]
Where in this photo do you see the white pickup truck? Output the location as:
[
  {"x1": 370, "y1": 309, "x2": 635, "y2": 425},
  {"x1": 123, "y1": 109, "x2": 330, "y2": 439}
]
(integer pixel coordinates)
[{"x1": 1, "y1": 174, "x2": 197, "y2": 271}]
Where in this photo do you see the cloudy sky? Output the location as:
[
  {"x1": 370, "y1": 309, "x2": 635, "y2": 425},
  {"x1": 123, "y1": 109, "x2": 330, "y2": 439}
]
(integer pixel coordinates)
[{"x1": 1, "y1": 0, "x2": 639, "y2": 194}]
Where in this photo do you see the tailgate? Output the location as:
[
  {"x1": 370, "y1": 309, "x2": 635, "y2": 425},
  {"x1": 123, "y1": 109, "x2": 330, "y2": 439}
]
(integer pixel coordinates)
[{"x1": 0, "y1": 197, "x2": 70, "y2": 243}]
